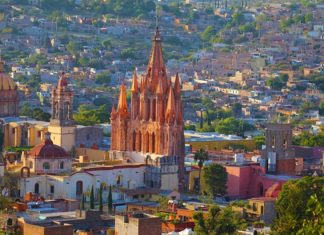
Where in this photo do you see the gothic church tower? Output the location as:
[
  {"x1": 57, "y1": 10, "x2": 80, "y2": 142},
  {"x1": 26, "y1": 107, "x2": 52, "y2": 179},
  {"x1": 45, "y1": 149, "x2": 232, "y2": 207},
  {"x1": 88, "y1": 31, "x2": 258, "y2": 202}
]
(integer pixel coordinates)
[{"x1": 110, "y1": 28, "x2": 185, "y2": 190}]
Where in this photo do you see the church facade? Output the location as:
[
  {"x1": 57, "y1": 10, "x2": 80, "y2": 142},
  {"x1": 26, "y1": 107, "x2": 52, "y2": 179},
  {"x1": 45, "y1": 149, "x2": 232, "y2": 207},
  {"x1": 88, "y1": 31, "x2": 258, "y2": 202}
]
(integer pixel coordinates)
[{"x1": 110, "y1": 28, "x2": 185, "y2": 191}]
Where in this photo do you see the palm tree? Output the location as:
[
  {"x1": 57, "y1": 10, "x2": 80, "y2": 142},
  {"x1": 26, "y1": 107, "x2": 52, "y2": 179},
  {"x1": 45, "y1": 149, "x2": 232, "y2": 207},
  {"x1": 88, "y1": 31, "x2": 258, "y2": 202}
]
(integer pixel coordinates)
[{"x1": 194, "y1": 148, "x2": 209, "y2": 193}]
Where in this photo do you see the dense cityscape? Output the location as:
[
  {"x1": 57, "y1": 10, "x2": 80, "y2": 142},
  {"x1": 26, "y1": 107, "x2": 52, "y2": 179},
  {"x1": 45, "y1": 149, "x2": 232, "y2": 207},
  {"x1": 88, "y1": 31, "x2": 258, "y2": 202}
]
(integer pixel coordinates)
[{"x1": 0, "y1": 0, "x2": 323, "y2": 234}]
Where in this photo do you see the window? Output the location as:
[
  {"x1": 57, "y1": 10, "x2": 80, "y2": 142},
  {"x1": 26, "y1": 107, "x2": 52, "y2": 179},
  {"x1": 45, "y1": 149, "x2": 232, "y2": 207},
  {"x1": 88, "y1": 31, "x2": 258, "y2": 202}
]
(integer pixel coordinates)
[
  {"x1": 12, "y1": 128, "x2": 15, "y2": 134},
  {"x1": 43, "y1": 162, "x2": 50, "y2": 170},
  {"x1": 116, "y1": 175, "x2": 122, "y2": 186},
  {"x1": 76, "y1": 181, "x2": 83, "y2": 195},
  {"x1": 29, "y1": 161, "x2": 33, "y2": 169},
  {"x1": 283, "y1": 139, "x2": 287, "y2": 149},
  {"x1": 261, "y1": 205, "x2": 264, "y2": 214},
  {"x1": 34, "y1": 183, "x2": 39, "y2": 194},
  {"x1": 50, "y1": 185, "x2": 54, "y2": 194},
  {"x1": 37, "y1": 131, "x2": 41, "y2": 138},
  {"x1": 60, "y1": 161, "x2": 64, "y2": 169}
]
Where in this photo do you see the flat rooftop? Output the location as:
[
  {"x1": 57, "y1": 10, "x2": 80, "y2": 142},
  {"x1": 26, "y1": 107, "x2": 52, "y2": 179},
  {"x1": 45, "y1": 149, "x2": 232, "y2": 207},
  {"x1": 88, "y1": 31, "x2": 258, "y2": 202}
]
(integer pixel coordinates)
[{"x1": 184, "y1": 131, "x2": 243, "y2": 142}]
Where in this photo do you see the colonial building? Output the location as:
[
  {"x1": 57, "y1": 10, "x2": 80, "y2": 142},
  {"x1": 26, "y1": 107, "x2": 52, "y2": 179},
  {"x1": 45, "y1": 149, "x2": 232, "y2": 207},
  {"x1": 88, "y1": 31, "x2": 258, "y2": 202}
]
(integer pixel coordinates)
[
  {"x1": 0, "y1": 61, "x2": 19, "y2": 117},
  {"x1": 22, "y1": 132, "x2": 72, "y2": 174},
  {"x1": 1, "y1": 73, "x2": 103, "y2": 151},
  {"x1": 110, "y1": 28, "x2": 185, "y2": 191},
  {"x1": 20, "y1": 164, "x2": 146, "y2": 200},
  {"x1": 48, "y1": 73, "x2": 76, "y2": 151}
]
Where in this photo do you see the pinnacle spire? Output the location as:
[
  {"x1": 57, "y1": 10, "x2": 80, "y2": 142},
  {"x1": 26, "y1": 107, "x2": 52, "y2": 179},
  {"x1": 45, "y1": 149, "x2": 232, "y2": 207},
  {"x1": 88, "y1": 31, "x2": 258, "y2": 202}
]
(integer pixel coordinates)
[
  {"x1": 174, "y1": 73, "x2": 181, "y2": 96},
  {"x1": 131, "y1": 69, "x2": 139, "y2": 93},
  {"x1": 165, "y1": 85, "x2": 176, "y2": 123},
  {"x1": 140, "y1": 75, "x2": 146, "y2": 91},
  {"x1": 117, "y1": 83, "x2": 128, "y2": 117}
]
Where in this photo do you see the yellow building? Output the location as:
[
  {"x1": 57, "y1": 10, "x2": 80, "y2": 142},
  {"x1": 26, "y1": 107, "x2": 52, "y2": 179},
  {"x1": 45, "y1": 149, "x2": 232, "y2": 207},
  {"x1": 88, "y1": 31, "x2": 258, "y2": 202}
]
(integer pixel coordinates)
[
  {"x1": 3, "y1": 119, "x2": 48, "y2": 148},
  {"x1": 246, "y1": 197, "x2": 276, "y2": 225}
]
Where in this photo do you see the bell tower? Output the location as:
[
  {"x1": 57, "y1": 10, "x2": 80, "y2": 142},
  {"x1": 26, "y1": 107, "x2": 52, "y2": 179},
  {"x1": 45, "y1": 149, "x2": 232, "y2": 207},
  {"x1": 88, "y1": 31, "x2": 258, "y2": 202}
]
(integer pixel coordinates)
[{"x1": 48, "y1": 72, "x2": 76, "y2": 151}]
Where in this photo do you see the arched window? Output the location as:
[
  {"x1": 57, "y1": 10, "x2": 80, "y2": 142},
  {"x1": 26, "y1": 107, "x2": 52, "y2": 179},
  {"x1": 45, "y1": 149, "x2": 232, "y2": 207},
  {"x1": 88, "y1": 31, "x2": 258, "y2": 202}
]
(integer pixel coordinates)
[
  {"x1": 116, "y1": 175, "x2": 123, "y2": 186},
  {"x1": 152, "y1": 133, "x2": 155, "y2": 153},
  {"x1": 76, "y1": 181, "x2": 83, "y2": 195},
  {"x1": 34, "y1": 183, "x2": 39, "y2": 194},
  {"x1": 145, "y1": 132, "x2": 149, "y2": 153},
  {"x1": 132, "y1": 131, "x2": 136, "y2": 151},
  {"x1": 60, "y1": 161, "x2": 64, "y2": 169},
  {"x1": 43, "y1": 162, "x2": 50, "y2": 170}
]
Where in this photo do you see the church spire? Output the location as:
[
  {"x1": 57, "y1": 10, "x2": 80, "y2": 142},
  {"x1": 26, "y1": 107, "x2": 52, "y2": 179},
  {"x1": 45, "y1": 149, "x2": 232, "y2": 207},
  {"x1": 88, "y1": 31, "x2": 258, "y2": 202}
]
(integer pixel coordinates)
[
  {"x1": 131, "y1": 69, "x2": 139, "y2": 93},
  {"x1": 165, "y1": 85, "x2": 176, "y2": 123},
  {"x1": 146, "y1": 27, "x2": 167, "y2": 92},
  {"x1": 117, "y1": 83, "x2": 128, "y2": 117}
]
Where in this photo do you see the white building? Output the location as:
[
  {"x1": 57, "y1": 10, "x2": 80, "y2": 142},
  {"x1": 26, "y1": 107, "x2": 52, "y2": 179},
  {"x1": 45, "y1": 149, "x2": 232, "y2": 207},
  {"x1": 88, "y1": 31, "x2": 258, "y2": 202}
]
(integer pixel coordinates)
[{"x1": 20, "y1": 164, "x2": 146, "y2": 200}]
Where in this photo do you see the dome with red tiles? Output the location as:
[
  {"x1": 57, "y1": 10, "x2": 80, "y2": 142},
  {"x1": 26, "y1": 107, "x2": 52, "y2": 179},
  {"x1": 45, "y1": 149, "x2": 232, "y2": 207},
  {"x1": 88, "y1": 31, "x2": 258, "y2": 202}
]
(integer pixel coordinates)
[{"x1": 28, "y1": 133, "x2": 69, "y2": 158}]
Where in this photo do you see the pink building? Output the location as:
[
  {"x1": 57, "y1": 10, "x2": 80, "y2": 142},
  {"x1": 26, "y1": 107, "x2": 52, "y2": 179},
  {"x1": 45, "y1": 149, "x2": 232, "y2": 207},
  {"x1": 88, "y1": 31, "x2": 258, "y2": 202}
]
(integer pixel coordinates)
[{"x1": 225, "y1": 163, "x2": 297, "y2": 199}]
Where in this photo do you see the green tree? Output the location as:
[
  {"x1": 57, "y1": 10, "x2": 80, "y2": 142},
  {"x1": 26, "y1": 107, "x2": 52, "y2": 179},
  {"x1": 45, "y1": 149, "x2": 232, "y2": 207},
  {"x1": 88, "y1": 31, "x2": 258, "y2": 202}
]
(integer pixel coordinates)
[
  {"x1": 66, "y1": 41, "x2": 80, "y2": 56},
  {"x1": 305, "y1": 12, "x2": 313, "y2": 23},
  {"x1": 200, "y1": 26, "x2": 215, "y2": 42},
  {"x1": 253, "y1": 135, "x2": 265, "y2": 150},
  {"x1": 95, "y1": 72, "x2": 111, "y2": 85},
  {"x1": 108, "y1": 185, "x2": 113, "y2": 214},
  {"x1": 272, "y1": 176, "x2": 324, "y2": 234},
  {"x1": 193, "y1": 205, "x2": 246, "y2": 235},
  {"x1": 99, "y1": 184, "x2": 103, "y2": 212},
  {"x1": 214, "y1": 117, "x2": 254, "y2": 136},
  {"x1": 231, "y1": 103, "x2": 242, "y2": 117},
  {"x1": 0, "y1": 196, "x2": 11, "y2": 210},
  {"x1": 201, "y1": 164, "x2": 227, "y2": 197},
  {"x1": 81, "y1": 194, "x2": 85, "y2": 210},
  {"x1": 194, "y1": 148, "x2": 209, "y2": 192},
  {"x1": 73, "y1": 104, "x2": 110, "y2": 126},
  {"x1": 266, "y1": 77, "x2": 285, "y2": 90},
  {"x1": 90, "y1": 186, "x2": 94, "y2": 210}
]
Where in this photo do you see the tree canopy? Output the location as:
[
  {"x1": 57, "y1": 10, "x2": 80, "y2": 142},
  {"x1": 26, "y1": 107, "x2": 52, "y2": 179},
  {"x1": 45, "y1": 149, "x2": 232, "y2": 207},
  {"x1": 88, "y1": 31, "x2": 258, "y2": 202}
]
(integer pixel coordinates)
[
  {"x1": 193, "y1": 205, "x2": 247, "y2": 235},
  {"x1": 73, "y1": 104, "x2": 110, "y2": 126},
  {"x1": 201, "y1": 163, "x2": 227, "y2": 197},
  {"x1": 272, "y1": 176, "x2": 324, "y2": 234},
  {"x1": 19, "y1": 103, "x2": 51, "y2": 122}
]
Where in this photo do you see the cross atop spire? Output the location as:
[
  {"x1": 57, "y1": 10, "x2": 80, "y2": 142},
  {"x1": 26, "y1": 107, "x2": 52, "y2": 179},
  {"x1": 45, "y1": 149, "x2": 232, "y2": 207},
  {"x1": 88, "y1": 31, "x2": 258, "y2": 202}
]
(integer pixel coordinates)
[{"x1": 155, "y1": 0, "x2": 161, "y2": 29}]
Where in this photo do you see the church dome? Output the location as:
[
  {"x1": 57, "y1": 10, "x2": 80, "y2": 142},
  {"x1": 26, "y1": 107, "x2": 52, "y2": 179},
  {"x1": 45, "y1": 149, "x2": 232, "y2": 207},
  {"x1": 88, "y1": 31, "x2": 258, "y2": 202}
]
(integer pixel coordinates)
[
  {"x1": 0, "y1": 62, "x2": 16, "y2": 91},
  {"x1": 29, "y1": 133, "x2": 69, "y2": 159}
]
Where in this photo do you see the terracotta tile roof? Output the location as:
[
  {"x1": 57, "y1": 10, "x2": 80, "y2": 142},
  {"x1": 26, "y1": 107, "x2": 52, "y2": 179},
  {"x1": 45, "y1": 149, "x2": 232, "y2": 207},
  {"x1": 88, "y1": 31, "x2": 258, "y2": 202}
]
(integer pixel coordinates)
[{"x1": 28, "y1": 139, "x2": 69, "y2": 159}]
